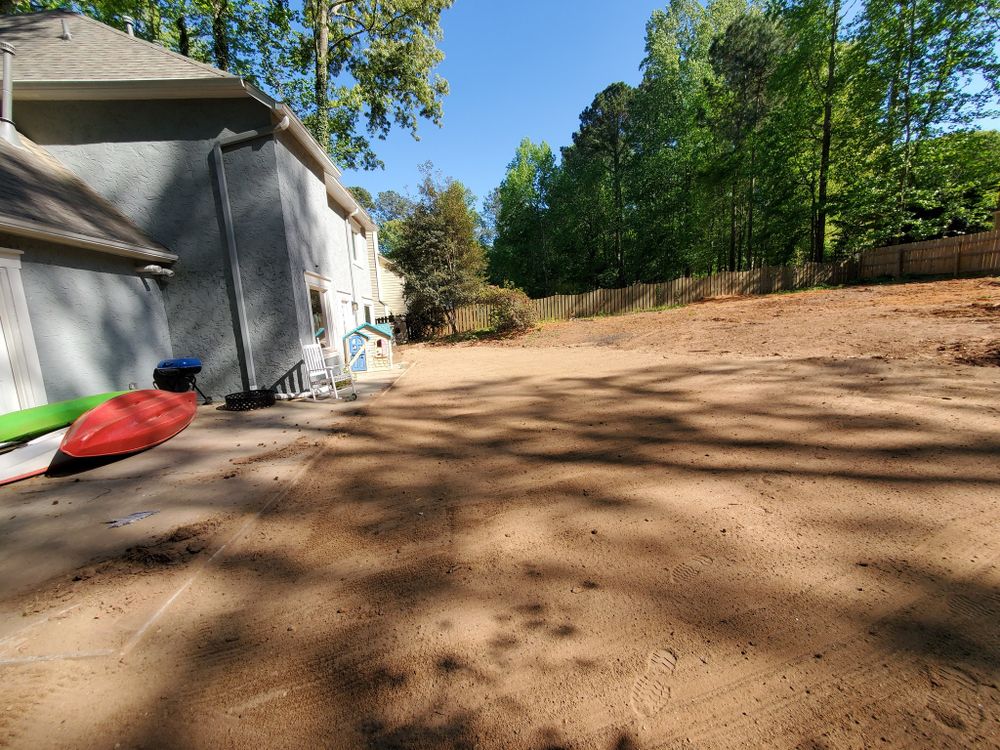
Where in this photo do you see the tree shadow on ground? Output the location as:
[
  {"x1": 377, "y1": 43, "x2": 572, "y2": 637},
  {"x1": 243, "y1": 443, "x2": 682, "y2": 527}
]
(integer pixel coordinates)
[{"x1": 35, "y1": 354, "x2": 1000, "y2": 748}]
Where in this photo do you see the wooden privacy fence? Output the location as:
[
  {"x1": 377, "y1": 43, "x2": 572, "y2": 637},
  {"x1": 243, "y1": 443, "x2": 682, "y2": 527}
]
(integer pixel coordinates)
[{"x1": 436, "y1": 228, "x2": 1000, "y2": 336}]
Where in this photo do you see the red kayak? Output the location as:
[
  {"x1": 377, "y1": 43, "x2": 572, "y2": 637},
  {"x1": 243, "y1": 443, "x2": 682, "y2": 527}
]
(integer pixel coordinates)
[{"x1": 60, "y1": 390, "x2": 197, "y2": 458}]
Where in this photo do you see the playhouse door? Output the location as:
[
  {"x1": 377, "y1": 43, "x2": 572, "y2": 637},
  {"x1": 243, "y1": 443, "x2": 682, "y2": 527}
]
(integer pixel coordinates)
[{"x1": 348, "y1": 334, "x2": 367, "y2": 372}]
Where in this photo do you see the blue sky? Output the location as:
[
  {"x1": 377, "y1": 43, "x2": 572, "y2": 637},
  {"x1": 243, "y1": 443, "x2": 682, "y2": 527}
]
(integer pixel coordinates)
[{"x1": 340, "y1": 1, "x2": 665, "y2": 204}]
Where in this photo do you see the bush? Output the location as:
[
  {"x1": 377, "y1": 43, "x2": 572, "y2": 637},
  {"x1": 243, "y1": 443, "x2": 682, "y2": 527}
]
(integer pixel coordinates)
[{"x1": 479, "y1": 284, "x2": 538, "y2": 334}]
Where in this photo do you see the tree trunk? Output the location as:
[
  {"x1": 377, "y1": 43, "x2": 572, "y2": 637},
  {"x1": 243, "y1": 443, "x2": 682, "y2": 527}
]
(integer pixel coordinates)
[
  {"x1": 144, "y1": 1, "x2": 162, "y2": 42},
  {"x1": 446, "y1": 307, "x2": 458, "y2": 336},
  {"x1": 176, "y1": 14, "x2": 191, "y2": 57},
  {"x1": 728, "y1": 172, "x2": 738, "y2": 272},
  {"x1": 815, "y1": 0, "x2": 840, "y2": 263},
  {"x1": 899, "y1": 0, "x2": 917, "y2": 222},
  {"x1": 747, "y1": 142, "x2": 757, "y2": 269},
  {"x1": 612, "y1": 148, "x2": 625, "y2": 286},
  {"x1": 312, "y1": 1, "x2": 331, "y2": 152},
  {"x1": 211, "y1": 0, "x2": 230, "y2": 71}
]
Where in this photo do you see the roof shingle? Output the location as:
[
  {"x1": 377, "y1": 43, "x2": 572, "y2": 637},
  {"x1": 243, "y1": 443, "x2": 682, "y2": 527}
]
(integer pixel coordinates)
[
  {"x1": 0, "y1": 10, "x2": 230, "y2": 82},
  {"x1": 0, "y1": 136, "x2": 170, "y2": 257}
]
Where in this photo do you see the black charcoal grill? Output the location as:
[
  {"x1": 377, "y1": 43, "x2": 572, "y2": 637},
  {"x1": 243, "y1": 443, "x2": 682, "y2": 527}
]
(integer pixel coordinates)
[{"x1": 153, "y1": 358, "x2": 212, "y2": 405}]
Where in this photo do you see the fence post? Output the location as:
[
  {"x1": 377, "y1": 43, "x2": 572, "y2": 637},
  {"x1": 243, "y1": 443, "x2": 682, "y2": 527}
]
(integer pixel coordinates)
[
  {"x1": 896, "y1": 246, "x2": 905, "y2": 278},
  {"x1": 954, "y1": 238, "x2": 962, "y2": 277}
]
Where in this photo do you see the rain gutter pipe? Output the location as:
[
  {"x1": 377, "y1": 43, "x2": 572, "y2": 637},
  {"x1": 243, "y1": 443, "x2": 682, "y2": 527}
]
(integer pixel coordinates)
[
  {"x1": 212, "y1": 115, "x2": 290, "y2": 391},
  {"x1": 345, "y1": 208, "x2": 360, "y2": 319}
]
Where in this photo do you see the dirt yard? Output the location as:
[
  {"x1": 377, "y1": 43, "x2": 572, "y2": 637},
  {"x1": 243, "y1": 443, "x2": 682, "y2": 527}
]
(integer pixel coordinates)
[{"x1": 1, "y1": 277, "x2": 999, "y2": 749}]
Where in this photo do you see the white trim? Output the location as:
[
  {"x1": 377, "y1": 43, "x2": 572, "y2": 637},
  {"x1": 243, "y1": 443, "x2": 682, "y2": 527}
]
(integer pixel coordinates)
[
  {"x1": 304, "y1": 270, "x2": 333, "y2": 286},
  {"x1": 11, "y1": 78, "x2": 249, "y2": 101},
  {"x1": 0, "y1": 249, "x2": 46, "y2": 408},
  {"x1": 304, "y1": 273, "x2": 335, "y2": 349}
]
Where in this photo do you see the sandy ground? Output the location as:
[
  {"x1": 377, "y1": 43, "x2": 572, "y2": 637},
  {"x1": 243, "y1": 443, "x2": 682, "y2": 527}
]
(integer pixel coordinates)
[{"x1": 1, "y1": 277, "x2": 999, "y2": 749}]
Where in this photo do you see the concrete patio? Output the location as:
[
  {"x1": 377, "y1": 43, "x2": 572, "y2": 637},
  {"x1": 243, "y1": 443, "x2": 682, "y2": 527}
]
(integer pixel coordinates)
[{"x1": 0, "y1": 366, "x2": 408, "y2": 605}]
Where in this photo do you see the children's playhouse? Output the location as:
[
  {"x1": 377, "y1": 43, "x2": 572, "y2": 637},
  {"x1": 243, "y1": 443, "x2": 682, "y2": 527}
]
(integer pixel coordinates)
[{"x1": 344, "y1": 323, "x2": 395, "y2": 372}]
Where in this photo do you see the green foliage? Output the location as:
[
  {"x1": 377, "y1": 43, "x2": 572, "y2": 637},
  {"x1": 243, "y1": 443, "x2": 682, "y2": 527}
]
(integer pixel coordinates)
[
  {"x1": 391, "y1": 169, "x2": 486, "y2": 337},
  {"x1": 488, "y1": 139, "x2": 557, "y2": 296},
  {"x1": 478, "y1": 284, "x2": 538, "y2": 334},
  {"x1": 488, "y1": 0, "x2": 1000, "y2": 295},
  {"x1": 287, "y1": 0, "x2": 453, "y2": 170}
]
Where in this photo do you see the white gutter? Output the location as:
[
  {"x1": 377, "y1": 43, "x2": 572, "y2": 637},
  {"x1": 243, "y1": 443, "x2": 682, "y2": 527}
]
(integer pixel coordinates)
[
  {"x1": 344, "y1": 208, "x2": 360, "y2": 314},
  {"x1": 0, "y1": 217, "x2": 177, "y2": 262},
  {"x1": 8, "y1": 78, "x2": 251, "y2": 101},
  {"x1": 211, "y1": 115, "x2": 290, "y2": 391},
  {"x1": 371, "y1": 231, "x2": 385, "y2": 304}
]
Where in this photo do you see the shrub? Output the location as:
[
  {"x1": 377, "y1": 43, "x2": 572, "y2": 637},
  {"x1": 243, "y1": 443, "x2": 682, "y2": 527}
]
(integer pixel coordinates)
[{"x1": 479, "y1": 284, "x2": 538, "y2": 334}]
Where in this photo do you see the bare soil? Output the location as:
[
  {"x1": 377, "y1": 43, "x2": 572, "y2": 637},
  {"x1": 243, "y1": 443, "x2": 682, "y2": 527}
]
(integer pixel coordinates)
[{"x1": 2, "y1": 277, "x2": 999, "y2": 749}]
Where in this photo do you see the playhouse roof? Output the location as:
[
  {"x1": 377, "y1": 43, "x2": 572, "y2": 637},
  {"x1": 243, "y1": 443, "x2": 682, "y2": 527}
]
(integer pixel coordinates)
[{"x1": 344, "y1": 323, "x2": 393, "y2": 340}]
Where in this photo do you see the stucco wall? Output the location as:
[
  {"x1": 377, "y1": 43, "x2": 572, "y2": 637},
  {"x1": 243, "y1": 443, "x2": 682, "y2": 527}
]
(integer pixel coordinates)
[
  {"x1": 1, "y1": 233, "x2": 173, "y2": 401},
  {"x1": 219, "y1": 136, "x2": 302, "y2": 393},
  {"x1": 14, "y1": 98, "x2": 274, "y2": 397},
  {"x1": 274, "y1": 134, "x2": 370, "y2": 375}
]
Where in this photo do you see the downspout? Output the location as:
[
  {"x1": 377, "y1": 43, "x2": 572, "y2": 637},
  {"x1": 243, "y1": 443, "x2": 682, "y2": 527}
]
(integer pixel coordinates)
[
  {"x1": 372, "y1": 231, "x2": 384, "y2": 310},
  {"x1": 0, "y1": 42, "x2": 23, "y2": 148},
  {"x1": 211, "y1": 114, "x2": 290, "y2": 390},
  {"x1": 344, "y1": 208, "x2": 360, "y2": 322}
]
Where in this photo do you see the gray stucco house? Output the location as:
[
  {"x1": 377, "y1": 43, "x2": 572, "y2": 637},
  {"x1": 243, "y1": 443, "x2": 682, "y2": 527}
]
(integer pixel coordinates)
[{"x1": 0, "y1": 9, "x2": 387, "y2": 407}]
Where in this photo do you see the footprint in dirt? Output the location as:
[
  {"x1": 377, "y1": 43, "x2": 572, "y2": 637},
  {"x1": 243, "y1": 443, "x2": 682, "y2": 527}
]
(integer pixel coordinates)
[
  {"x1": 669, "y1": 555, "x2": 713, "y2": 585},
  {"x1": 630, "y1": 647, "x2": 678, "y2": 718}
]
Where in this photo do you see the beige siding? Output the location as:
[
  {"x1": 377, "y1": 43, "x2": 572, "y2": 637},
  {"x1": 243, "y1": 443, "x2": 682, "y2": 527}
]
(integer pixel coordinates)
[
  {"x1": 366, "y1": 230, "x2": 385, "y2": 317},
  {"x1": 378, "y1": 256, "x2": 407, "y2": 316}
]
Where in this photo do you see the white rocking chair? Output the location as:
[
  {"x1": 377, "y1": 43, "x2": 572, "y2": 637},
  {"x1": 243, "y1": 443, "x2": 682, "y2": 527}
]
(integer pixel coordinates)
[{"x1": 302, "y1": 343, "x2": 358, "y2": 401}]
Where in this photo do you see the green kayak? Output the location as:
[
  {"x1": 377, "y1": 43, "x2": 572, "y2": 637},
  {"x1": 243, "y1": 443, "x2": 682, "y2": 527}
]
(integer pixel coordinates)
[{"x1": 0, "y1": 392, "x2": 127, "y2": 444}]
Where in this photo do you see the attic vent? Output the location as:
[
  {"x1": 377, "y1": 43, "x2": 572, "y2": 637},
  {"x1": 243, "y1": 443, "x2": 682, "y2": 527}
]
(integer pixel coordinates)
[
  {"x1": 60, "y1": 18, "x2": 72, "y2": 40},
  {"x1": 123, "y1": 16, "x2": 135, "y2": 37}
]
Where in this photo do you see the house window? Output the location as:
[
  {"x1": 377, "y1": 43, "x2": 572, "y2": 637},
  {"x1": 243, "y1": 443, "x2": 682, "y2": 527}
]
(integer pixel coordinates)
[
  {"x1": 309, "y1": 287, "x2": 331, "y2": 347},
  {"x1": 364, "y1": 305, "x2": 372, "y2": 324},
  {"x1": 352, "y1": 230, "x2": 365, "y2": 264}
]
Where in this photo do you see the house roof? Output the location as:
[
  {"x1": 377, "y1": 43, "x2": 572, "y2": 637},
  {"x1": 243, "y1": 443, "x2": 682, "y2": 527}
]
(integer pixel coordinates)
[
  {"x1": 0, "y1": 10, "x2": 231, "y2": 82},
  {"x1": 344, "y1": 323, "x2": 393, "y2": 340},
  {"x1": 378, "y1": 255, "x2": 400, "y2": 272},
  {"x1": 0, "y1": 135, "x2": 175, "y2": 262}
]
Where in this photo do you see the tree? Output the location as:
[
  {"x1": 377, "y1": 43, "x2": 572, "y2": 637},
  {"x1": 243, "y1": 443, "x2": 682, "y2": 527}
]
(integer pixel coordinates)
[
  {"x1": 709, "y1": 12, "x2": 783, "y2": 270},
  {"x1": 392, "y1": 170, "x2": 486, "y2": 336},
  {"x1": 840, "y1": 0, "x2": 1000, "y2": 248},
  {"x1": 572, "y1": 82, "x2": 636, "y2": 285},
  {"x1": 773, "y1": 0, "x2": 847, "y2": 261},
  {"x1": 292, "y1": 0, "x2": 453, "y2": 169},
  {"x1": 489, "y1": 139, "x2": 557, "y2": 296}
]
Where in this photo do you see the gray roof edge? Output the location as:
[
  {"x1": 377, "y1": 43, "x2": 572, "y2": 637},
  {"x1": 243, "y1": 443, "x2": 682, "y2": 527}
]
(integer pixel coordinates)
[{"x1": 0, "y1": 215, "x2": 178, "y2": 263}]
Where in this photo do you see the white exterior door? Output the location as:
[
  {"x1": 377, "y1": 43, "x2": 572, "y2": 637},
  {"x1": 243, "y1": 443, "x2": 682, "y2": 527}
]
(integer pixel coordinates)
[
  {"x1": 0, "y1": 251, "x2": 45, "y2": 414},
  {"x1": 0, "y1": 318, "x2": 20, "y2": 413},
  {"x1": 339, "y1": 296, "x2": 354, "y2": 337}
]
